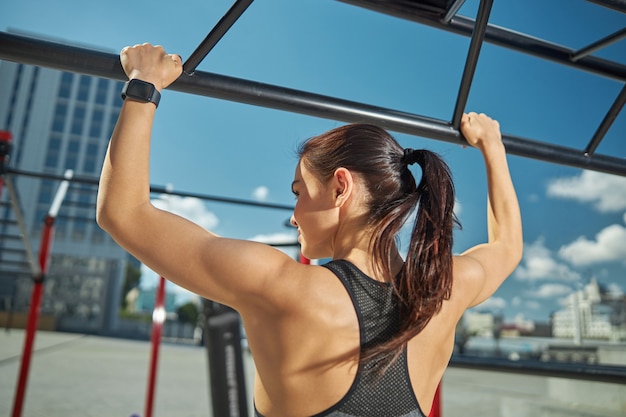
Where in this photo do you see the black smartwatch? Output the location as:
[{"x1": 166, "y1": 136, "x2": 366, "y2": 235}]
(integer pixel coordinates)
[{"x1": 121, "y1": 79, "x2": 161, "y2": 108}]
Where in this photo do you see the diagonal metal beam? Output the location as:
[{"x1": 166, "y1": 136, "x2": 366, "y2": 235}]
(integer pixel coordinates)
[
  {"x1": 183, "y1": 0, "x2": 255, "y2": 75},
  {"x1": 338, "y1": 0, "x2": 626, "y2": 82},
  {"x1": 571, "y1": 27, "x2": 626, "y2": 62},
  {"x1": 452, "y1": 0, "x2": 493, "y2": 129},
  {"x1": 0, "y1": 31, "x2": 625, "y2": 177},
  {"x1": 442, "y1": 0, "x2": 467, "y2": 24},
  {"x1": 586, "y1": 0, "x2": 626, "y2": 14},
  {"x1": 3, "y1": 174, "x2": 41, "y2": 277},
  {"x1": 584, "y1": 83, "x2": 626, "y2": 156}
]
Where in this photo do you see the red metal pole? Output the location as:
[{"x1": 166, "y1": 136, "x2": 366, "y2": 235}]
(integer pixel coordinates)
[
  {"x1": 145, "y1": 276, "x2": 167, "y2": 417},
  {"x1": 11, "y1": 215, "x2": 54, "y2": 417},
  {"x1": 429, "y1": 382, "x2": 442, "y2": 417},
  {"x1": 0, "y1": 130, "x2": 13, "y2": 198}
]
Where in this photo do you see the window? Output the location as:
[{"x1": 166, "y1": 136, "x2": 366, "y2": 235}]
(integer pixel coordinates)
[
  {"x1": 44, "y1": 136, "x2": 62, "y2": 169},
  {"x1": 89, "y1": 109, "x2": 103, "y2": 138},
  {"x1": 106, "y1": 109, "x2": 120, "y2": 138},
  {"x1": 113, "y1": 82, "x2": 124, "y2": 108},
  {"x1": 95, "y1": 78, "x2": 108, "y2": 105},
  {"x1": 77, "y1": 75, "x2": 91, "y2": 102},
  {"x1": 37, "y1": 180, "x2": 54, "y2": 205},
  {"x1": 58, "y1": 72, "x2": 73, "y2": 99},
  {"x1": 91, "y1": 226, "x2": 106, "y2": 244},
  {"x1": 72, "y1": 219, "x2": 87, "y2": 241},
  {"x1": 82, "y1": 143, "x2": 99, "y2": 173},
  {"x1": 71, "y1": 105, "x2": 86, "y2": 135},
  {"x1": 52, "y1": 102, "x2": 68, "y2": 133},
  {"x1": 64, "y1": 138, "x2": 80, "y2": 170},
  {"x1": 5, "y1": 64, "x2": 24, "y2": 128}
]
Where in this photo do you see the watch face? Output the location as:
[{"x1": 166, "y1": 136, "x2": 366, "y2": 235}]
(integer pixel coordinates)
[
  {"x1": 127, "y1": 79, "x2": 154, "y2": 101},
  {"x1": 122, "y1": 79, "x2": 160, "y2": 107}
]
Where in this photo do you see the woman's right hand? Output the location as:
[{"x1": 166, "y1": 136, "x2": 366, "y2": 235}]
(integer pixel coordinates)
[
  {"x1": 120, "y1": 43, "x2": 182, "y2": 91},
  {"x1": 460, "y1": 112, "x2": 502, "y2": 151}
]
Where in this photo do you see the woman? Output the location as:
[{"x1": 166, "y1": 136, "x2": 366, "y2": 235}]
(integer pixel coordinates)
[{"x1": 97, "y1": 43, "x2": 523, "y2": 417}]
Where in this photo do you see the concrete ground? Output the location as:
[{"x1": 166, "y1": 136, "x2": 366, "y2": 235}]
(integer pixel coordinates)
[{"x1": 1, "y1": 330, "x2": 623, "y2": 417}]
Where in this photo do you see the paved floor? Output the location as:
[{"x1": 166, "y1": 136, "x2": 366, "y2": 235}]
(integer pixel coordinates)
[
  {"x1": 1, "y1": 330, "x2": 226, "y2": 417},
  {"x1": 1, "y1": 330, "x2": 622, "y2": 417}
]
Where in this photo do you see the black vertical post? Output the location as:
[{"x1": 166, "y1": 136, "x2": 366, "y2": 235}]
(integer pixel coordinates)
[{"x1": 203, "y1": 300, "x2": 249, "y2": 417}]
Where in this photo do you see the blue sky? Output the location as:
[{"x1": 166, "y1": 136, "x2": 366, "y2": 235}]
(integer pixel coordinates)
[{"x1": 1, "y1": 0, "x2": 625, "y2": 322}]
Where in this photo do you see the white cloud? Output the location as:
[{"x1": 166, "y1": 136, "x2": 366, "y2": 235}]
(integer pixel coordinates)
[
  {"x1": 249, "y1": 232, "x2": 298, "y2": 246},
  {"x1": 454, "y1": 199, "x2": 463, "y2": 218},
  {"x1": 607, "y1": 283, "x2": 624, "y2": 297},
  {"x1": 143, "y1": 194, "x2": 219, "y2": 304},
  {"x1": 248, "y1": 232, "x2": 300, "y2": 259},
  {"x1": 528, "y1": 283, "x2": 572, "y2": 299},
  {"x1": 151, "y1": 194, "x2": 218, "y2": 230},
  {"x1": 139, "y1": 263, "x2": 199, "y2": 305},
  {"x1": 546, "y1": 170, "x2": 626, "y2": 212},
  {"x1": 515, "y1": 238, "x2": 580, "y2": 281},
  {"x1": 525, "y1": 300, "x2": 541, "y2": 310},
  {"x1": 527, "y1": 194, "x2": 540, "y2": 203},
  {"x1": 474, "y1": 296, "x2": 507, "y2": 311},
  {"x1": 558, "y1": 223, "x2": 626, "y2": 266},
  {"x1": 252, "y1": 186, "x2": 270, "y2": 202}
]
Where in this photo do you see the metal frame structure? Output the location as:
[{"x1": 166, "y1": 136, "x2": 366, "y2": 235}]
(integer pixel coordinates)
[
  {"x1": 1, "y1": 0, "x2": 626, "y2": 414},
  {"x1": 0, "y1": 0, "x2": 625, "y2": 177}
]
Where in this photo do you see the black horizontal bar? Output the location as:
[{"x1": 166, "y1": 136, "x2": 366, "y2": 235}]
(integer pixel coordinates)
[
  {"x1": 150, "y1": 185, "x2": 294, "y2": 211},
  {"x1": 0, "y1": 32, "x2": 625, "y2": 177},
  {"x1": 450, "y1": 355, "x2": 626, "y2": 385},
  {"x1": 338, "y1": 0, "x2": 626, "y2": 82},
  {"x1": 7, "y1": 167, "x2": 295, "y2": 211}
]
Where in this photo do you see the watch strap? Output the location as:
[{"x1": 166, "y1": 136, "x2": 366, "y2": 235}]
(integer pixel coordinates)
[{"x1": 121, "y1": 79, "x2": 161, "y2": 108}]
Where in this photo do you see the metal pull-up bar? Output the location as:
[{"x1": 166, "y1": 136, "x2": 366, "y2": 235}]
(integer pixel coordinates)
[
  {"x1": 584, "y1": 83, "x2": 626, "y2": 156},
  {"x1": 452, "y1": 0, "x2": 492, "y2": 129},
  {"x1": 183, "y1": 0, "x2": 254, "y2": 74},
  {"x1": 0, "y1": 31, "x2": 624, "y2": 177}
]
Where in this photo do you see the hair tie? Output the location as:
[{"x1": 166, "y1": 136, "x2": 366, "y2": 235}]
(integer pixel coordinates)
[{"x1": 402, "y1": 148, "x2": 417, "y2": 166}]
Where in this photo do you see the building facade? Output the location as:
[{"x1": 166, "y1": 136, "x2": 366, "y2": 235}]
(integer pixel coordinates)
[
  {"x1": 0, "y1": 36, "x2": 130, "y2": 334},
  {"x1": 552, "y1": 278, "x2": 626, "y2": 342}
]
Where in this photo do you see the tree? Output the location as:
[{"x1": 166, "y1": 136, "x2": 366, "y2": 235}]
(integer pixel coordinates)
[
  {"x1": 177, "y1": 301, "x2": 200, "y2": 325},
  {"x1": 120, "y1": 261, "x2": 141, "y2": 310}
]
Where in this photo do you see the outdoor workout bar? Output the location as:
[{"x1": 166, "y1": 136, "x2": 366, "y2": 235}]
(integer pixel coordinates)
[
  {"x1": 451, "y1": 0, "x2": 492, "y2": 129},
  {"x1": 183, "y1": 0, "x2": 254, "y2": 75},
  {"x1": 339, "y1": 0, "x2": 626, "y2": 83},
  {"x1": 0, "y1": 31, "x2": 624, "y2": 177}
]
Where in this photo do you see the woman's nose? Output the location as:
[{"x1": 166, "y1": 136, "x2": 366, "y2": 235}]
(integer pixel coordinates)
[{"x1": 290, "y1": 215, "x2": 298, "y2": 227}]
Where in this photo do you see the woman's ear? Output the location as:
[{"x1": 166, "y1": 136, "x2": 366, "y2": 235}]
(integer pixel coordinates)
[{"x1": 333, "y1": 167, "x2": 353, "y2": 207}]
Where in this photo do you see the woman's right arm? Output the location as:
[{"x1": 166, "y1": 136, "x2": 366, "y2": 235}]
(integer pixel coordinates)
[
  {"x1": 97, "y1": 44, "x2": 298, "y2": 311},
  {"x1": 453, "y1": 112, "x2": 523, "y2": 308}
]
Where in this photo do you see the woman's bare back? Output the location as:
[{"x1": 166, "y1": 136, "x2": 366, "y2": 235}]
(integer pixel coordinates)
[{"x1": 245, "y1": 262, "x2": 462, "y2": 417}]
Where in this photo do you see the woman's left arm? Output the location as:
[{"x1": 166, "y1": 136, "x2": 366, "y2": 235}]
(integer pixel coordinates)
[{"x1": 453, "y1": 113, "x2": 523, "y2": 308}]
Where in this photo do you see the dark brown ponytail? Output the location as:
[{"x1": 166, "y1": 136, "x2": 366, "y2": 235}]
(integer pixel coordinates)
[{"x1": 299, "y1": 124, "x2": 459, "y2": 367}]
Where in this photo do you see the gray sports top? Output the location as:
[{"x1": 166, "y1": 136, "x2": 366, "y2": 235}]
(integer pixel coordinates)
[{"x1": 255, "y1": 259, "x2": 425, "y2": 417}]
